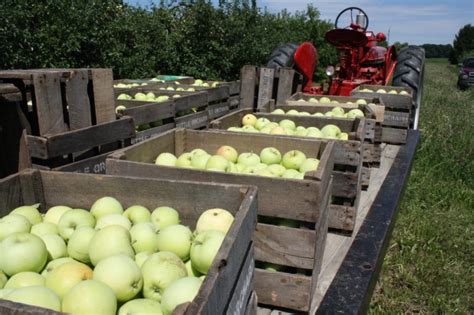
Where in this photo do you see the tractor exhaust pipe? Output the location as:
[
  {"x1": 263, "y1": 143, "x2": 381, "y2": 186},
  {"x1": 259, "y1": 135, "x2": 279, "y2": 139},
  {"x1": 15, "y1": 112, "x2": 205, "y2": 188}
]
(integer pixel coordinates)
[{"x1": 356, "y1": 12, "x2": 367, "y2": 29}]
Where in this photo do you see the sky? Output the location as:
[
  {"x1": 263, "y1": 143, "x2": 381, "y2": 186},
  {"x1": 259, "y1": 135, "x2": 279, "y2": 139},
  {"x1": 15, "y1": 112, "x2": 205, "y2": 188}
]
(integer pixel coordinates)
[{"x1": 125, "y1": 0, "x2": 474, "y2": 45}]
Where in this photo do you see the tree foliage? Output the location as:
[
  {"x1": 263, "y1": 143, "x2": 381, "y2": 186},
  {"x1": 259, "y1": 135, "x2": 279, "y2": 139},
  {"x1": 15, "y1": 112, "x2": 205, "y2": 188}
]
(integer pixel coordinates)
[
  {"x1": 0, "y1": 0, "x2": 337, "y2": 80},
  {"x1": 449, "y1": 24, "x2": 474, "y2": 64},
  {"x1": 420, "y1": 44, "x2": 453, "y2": 59}
]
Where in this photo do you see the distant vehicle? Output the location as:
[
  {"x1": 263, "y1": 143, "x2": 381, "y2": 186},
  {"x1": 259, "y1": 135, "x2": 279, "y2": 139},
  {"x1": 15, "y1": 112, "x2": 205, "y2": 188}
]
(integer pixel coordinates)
[{"x1": 457, "y1": 57, "x2": 474, "y2": 90}]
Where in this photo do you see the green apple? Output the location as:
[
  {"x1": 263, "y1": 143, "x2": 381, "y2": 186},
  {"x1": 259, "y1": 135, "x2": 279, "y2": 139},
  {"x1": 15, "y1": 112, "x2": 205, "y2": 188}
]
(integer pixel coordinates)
[
  {"x1": 0, "y1": 214, "x2": 31, "y2": 241},
  {"x1": 161, "y1": 277, "x2": 202, "y2": 315},
  {"x1": 146, "y1": 92, "x2": 156, "y2": 100},
  {"x1": 399, "y1": 90, "x2": 409, "y2": 95},
  {"x1": 227, "y1": 127, "x2": 242, "y2": 132},
  {"x1": 130, "y1": 222, "x2": 159, "y2": 253},
  {"x1": 90, "y1": 196, "x2": 123, "y2": 219},
  {"x1": 237, "y1": 152, "x2": 260, "y2": 167},
  {"x1": 260, "y1": 147, "x2": 282, "y2": 165},
  {"x1": 43, "y1": 206, "x2": 72, "y2": 225},
  {"x1": 40, "y1": 234, "x2": 67, "y2": 260},
  {"x1": 0, "y1": 270, "x2": 7, "y2": 288},
  {"x1": 339, "y1": 132, "x2": 349, "y2": 140},
  {"x1": 331, "y1": 100, "x2": 340, "y2": 104},
  {"x1": 118, "y1": 298, "x2": 163, "y2": 315},
  {"x1": 0, "y1": 232, "x2": 47, "y2": 276},
  {"x1": 5, "y1": 271, "x2": 45, "y2": 289},
  {"x1": 282, "y1": 150, "x2": 307, "y2": 170},
  {"x1": 45, "y1": 261, "x2": 93, "y2": 300},
  {"x1": 242, "y1": 165, "x2": 258, "y2": 175},
  {"x1": 11, "y1": 204, "x2": 42, "y2": 225},
  {"x1": 306, "y1": 128, "x2": 325, "y2": 138},
  {"x1": 299, "y1": 158, "x2": 320, "y2": 173},
  {"x1": 88, "y1": 225, "x2": 134, "y2": 266},
  {"x1": 185, "y1": 260, "x2": 202, "y2": 277},
  {"x1": 190, "y1": 148, "x2": 208, "y2": 157},
  {"x1": 282, "y1": 169, "x2": 305, "y2": 179},
  {"x1": 134, "y1": 92, "x2": 147, "y2": 101},
  {"x1": 267, "y1": 164, "x2": 286, "y2": 177},
  {"x1": 324, "y1": 111, "x2": 334, "y2": 117},
  {"x1": 356, "y1": 99, "x2": 368, "y2": 105},
  {"x1": 284, "y1": 127, "x2": 295, "y2": 135},
  {"x1": 123, "y1": 205, "x2": 151, "y2": 225},
  {"x1": 151, "y1": 207, "x2": 180, "y2": 230},
  {"x1": 319, "y1": 97, "x2": 331, "y2": 104},
  {"x1": 67, "y1": 226, "x2": 96, "y2": 264},
  {"x1": 321, "y1": 124, "x2": 342, "y2": 138},
  {"x1": 347, "y1": 109, "x2": 364, "y2": 119},
  {"x1": 241, "y1": 125, "x2": 258, "y2": 133},
  {"x1": 62, "y1": 280, "x2": 117, "y2": 315},
  {"x1": 135, "y1": 251, "x2": 152, "y2": 268},
  {"x1": 277, "y1": 218, "x2": 300, "y2": 228},
  {"x1": 117, "y1": 93, "x2": 132, "y2": 100},
  {"x1": 194, "y1": 79, "x2": 204, "y2": 85},
  {"x1": 176, "y1": 152, "x2": 193, "y2": 168},
  {"x1": 190, "y1": 230, "x2": 225, "y2": 275},
  {"x1": 388, "y1": 90, "x2": 398, "y2": 94},
  {"x1": 259, "y1": 125, "x2": 273, "y2": 134},
  {"x1": 191, "y1": 153, "x2": 211, "y2": 170},
  {"x1": 270, "y1": 126, "x2": 287, "y2": 135},
  {"x1": 295, "y1": 127, "x2": 308, "y2": 137},
  {"x1": 299, "y1": 111, "x2": 311, "y2": 116},
  {"x1": 31, "y1": 222, "x2": 59, "y2": 237},
  {"x1": 141, "y1": 252, "x2": 187, "y2": 302},
  {"x1": 95, "y1": 214, "x2": 132, "y2": 230},
  {"x1": 4, "y1": 286, "x2": 61, "y2": 311},
  {"x1": 196, "y1": 208, "x2": 234, "y2": 234},
  {"x1": 279, "y1": 119, "x2": 296, "y2": 131},
  {"x1": 286, "y1": 109, "x2": 299, "y2": 115},
  {"x1": 216, "y1": 145, "x2": 238, "y2": 163},
  {"x1": 93, "y1": 254, "x2": 143, "y2": 302},
  {"x1": 41, "y1": 257, "x2": 75, "y2": 277},
  {"x1": 331, "y1": 107, "x2": 345, "y2": 116},
  {"x1": 256, "y1": 169, "x2": 275, "y2": 177},
  {"x1": 205, "y1": 155, "x2": 229, "y2": 171},
  {"x1": 157, "y1": 225, "x2": 193, "y2": 261},
  {"x1": 312, "y1": 112, "x2": 324, "y2": 117},
  {"x1": 360, "y1": 88, "x2": 373, "y2": 92},
  {"x1": 376, "y1": 89, "x2": 387, "y2": 94},
  {"x1": 255, "y1": 117, "x2": 271, "y2": 130},
  {"x1": 58, "y1": 209, "x2": 95, "y2": 241},
  {"x1": 308, "y1": 97, "x2": 319, "y2": 103},
  {"x1": 271, "y1": 109, "x2": 285, "y2": 115},
  {"x1": 115, "y1": 105, "x2": 126, "y2": 114},
  {"x1": 241, "y1": 114, "x2": 257, "y2": 126},
  {"x1": 155, "y1": 152, "x2": 177, "y2": 167},
  {"x1": 296, "y1": 99, "x2": 306, "y2": 103},
  {"x1": 0, "y1": 288, "x2": 14, "y2": 298}
]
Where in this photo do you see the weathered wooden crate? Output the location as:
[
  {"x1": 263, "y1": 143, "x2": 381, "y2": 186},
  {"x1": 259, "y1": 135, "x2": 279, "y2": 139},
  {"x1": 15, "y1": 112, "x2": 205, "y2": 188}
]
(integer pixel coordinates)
[
  {"x1": 209, "y1": 108, "x2": 363, "y2": 231},
  {"x1": 0, "y1": 169, "x2": 257, "y2": 315},
  {"x1": 351, "y1": 84, "x2": 413, "y2": 144},
  {"x1": 240, "y1": 65, "x2": 302, "y2": 110},
  {"x1": 106, "y1": 128, "x2": 334, "y2": 313},
  {"x1": 285, "y1": 92, "x2": 383, "y2": 108}
]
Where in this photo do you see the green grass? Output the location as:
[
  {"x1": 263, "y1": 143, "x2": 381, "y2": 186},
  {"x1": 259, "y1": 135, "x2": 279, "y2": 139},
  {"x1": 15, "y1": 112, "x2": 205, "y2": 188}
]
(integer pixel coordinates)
[{"x1": 369, "y1": 59, "x2": 474, "y2": 313}]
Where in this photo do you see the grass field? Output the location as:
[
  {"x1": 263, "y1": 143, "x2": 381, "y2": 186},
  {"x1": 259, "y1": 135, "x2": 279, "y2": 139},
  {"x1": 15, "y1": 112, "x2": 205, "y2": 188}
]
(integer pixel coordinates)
[{"x1": 369, "y1": 59, "x2": 474, "y2": 313}]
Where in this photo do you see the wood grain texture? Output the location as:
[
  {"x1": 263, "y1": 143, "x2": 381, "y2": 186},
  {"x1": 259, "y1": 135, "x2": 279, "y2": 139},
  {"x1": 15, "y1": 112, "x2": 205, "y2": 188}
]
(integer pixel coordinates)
[
  {"x1": 240, "y1": 65, "x2": 257, "y2": 109},
  {"x1": 276, "y1": 68, "x2": 295, "y2": 105},
  {"x1": 382, "y1": 127, "x2": 407, "y2": 144},
  {"x1": 90, "y1": 69, "x2": 116, "y2": 124},
  {"x1": 66, "y1": 69, "x2": 91, "y2": 130},
  {"x1": 119, "y1": 100, "x2": 175, "y2": 125},
  {"x1": 256, "y1": 68, "x2": 274, "y2": 110}
]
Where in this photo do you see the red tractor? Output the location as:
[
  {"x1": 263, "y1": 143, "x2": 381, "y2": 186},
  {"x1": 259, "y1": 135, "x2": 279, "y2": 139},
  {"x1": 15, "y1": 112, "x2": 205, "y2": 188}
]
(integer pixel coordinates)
[{"x1": 266, "y1": 7, "x2": 425, "y2": 129}]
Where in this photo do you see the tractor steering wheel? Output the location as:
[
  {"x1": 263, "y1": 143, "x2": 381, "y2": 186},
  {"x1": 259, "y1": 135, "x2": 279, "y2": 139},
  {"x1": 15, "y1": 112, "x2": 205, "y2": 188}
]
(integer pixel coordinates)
[{"x1": 335, "y1": 7, "x2": 369, "y2": 32}]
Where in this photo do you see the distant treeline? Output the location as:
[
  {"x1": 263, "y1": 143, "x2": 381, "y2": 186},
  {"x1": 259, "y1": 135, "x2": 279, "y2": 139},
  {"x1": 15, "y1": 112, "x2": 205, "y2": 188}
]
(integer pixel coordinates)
[{"x1": 392, "y1": 42, "x2": 453, "y2": 58}]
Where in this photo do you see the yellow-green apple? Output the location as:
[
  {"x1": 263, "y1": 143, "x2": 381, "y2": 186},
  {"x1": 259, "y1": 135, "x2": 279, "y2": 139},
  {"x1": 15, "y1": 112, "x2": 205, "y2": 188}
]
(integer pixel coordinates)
[
  {"x1": 0, "y1": 270, "x2": 7, "y2": 288},
  {"x1": 312, "y1": 112, "x2": 324, "y2": 117},
  {"x1": 155, "y1": 153, "x2": 177, "y2": 167},
  {"x1": 58, "y1": 209, "x2": 95, "y2": 241},
  {"x1": 400, "y1": 90, "x2": 409, "y2": 95},
  {"x1": 237, "y1": 152, "x2": 260, "y2": 167},
  {"x1": 260, "y1": 147, "x2": 282, "y2": 165},
  {"x1": 306, "y1": 128, "x2": 325, "y2": 138},
  {"x1": 185, "y1": 260, "x2": 202, "y2": 277},
  {"x1": 0, "y1": 232, "x2": 48, "y2": 276},
  {"x1": 151, "y1": 207, "x2": 180, "y2": 230},
  {"x1": 331, "y1": 107, "x2": 345, "y2": 117},
  {"x1": 11, "y1": 205, "x2": 42, "y2": 225},
  {"x1": 43, "y1": 206, "x2": 72, "y2": 225},
  {"x1": 45, "y1": 261, "x2": 92, "y2": 299},
  {"x1": 40, "y1": 234, "x2": 67, "y2": 260},
  {"x1": 93, "y1": 254, "x2": 143, "y2": 302},
  {"x1": 62, "y1": 280, "x2": 117, "y2": 315},
  {"x1": 88, "y1": 225, "x2": 134, "y2": 266},
  {"x1": 146, "y1": 92, "x2": 156, "y2": 100},
  {"x1": 130, "y1": 222, "x2": 159, "y2": 253},
  {"x1": 67, "y1": 226, "x2": 96, "y2": 264},
  {"x1": 339, "y1": 132, "x2": 349, "y2": 140},
  {"x1": 195, "y1": 208, "x2": 234, "y2": 234},
  {"x1": 256, "y1": 169, "x2": 275, "y2": 177},
  {"x1": 279, "y1": 119, "x2": 296, "y2": 131},
  {"x1": 134, "y1": 92, "x2": 147, "y2": 101},
  {"x1": 271, "y1": 109, "x2": 285, "y2": 115},
  {"x1": 90, "y1": 196, "x2": 123, "y2": 219},
  {"x1": 356, "y1": 99, "x2": 367, "y2": 105},
  {"x1": 176, "y1": 153, "x2": 193, "y2": 168},
  {"x1": 0, "y1": 214, "x2": 31, "y2": 241},
  {"x1": 282, "y1": 150, "x2": 307, "y2": 170},
  {"x1": 135, "y1": 251, "x2": 152, "y2": 268},
  {"x1": 95, "y1": 214, "x2": 132, "y2": 230},
  {"x1": 308, "y1": 97, "x2": 319, "y2": 103},
  {"x1": 255, "y1": 117, "x2": 271, "y2": 130},
  {"x1": 267, "y1": 164, "x2": 286, "y2": 177},
  {"x1": 117, "y1": 93, "x2": 132, "y2": 100},
  {"x1": 319, "y1": 97, "x2": 331, "y2": 104},
  {"x1": 123, "y1": 205, "x2": 151, "y2": 225},
  {"x1": 190, "y1": 230, "x2": 225, "y2": 274},
  {"x1": 241, "y1": 125, "x2": 258, "y2": 133},
  {"x1": 205, "y1": 155, "x2": 229, "y2": 171},
  {"x1": 191, "y1": 153, "x2": 211, "y2": 170},
  {"x1": 321, "y1": 124, "x2": 342, "y2": 138},
  {"x1": 286, "y1": 109, "x2": 299, "y2": 115},
  {"x1": 118, "y1": 298, "x2": 164, "y2": 315},
  {"x1": 157, "y1": 224, "x2": 193, "y2": 261},
  {"x1": 41, "y1": 257, "x2": 75, "y2": 277},
  {"x1": 31, "y1": 222, "x2": 59, "y2": 237},
  {"x1": 4, "y1": 286, "x2": 60, "y2": 311},
  {"x1": 161, "y1": 277, "x2": 202, "y2": 315},
  {"x1": 295, "y1": 126, "x2": 308, "y2": 137},
  {"x1": 216, "y1": 145, "x2": 238, "y2": 163},
  {"x1": 141, "y1": 252, "x2": 187, "y2": 302},
  {"x1": 4, "y1": 272, "x2": 45, "y2": 289},
  {"x1": 299, "y1": 158, "x2": 320, "y2": 173},
  {"x1": 347, "y1": 108, "x2": 364, "y2": 118},
  {"x1": 282, "y1": 169, "x2": 305, "y2": 179},
  {"x1": 259, "y1": 125, "x2": 273, "y2": 134},
  {"x1": 376, "y1": 89, "x2": 387, "y2": 93},
  {"x1": 270, "y1": 126, "x2": 287, "y2": 135},
  {"x1": 241, "y1": 114, "x2": 257, "y2": 126}
]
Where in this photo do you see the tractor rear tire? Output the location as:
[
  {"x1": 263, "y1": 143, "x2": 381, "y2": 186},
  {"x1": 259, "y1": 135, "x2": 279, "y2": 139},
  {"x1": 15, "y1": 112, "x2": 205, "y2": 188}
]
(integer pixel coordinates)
[
  {"x1": 392, "y1": 45, "x2": 425, "y2": 129},
  {"x1": 266, "y1": 43, "x2": 299, "y2": 69}
]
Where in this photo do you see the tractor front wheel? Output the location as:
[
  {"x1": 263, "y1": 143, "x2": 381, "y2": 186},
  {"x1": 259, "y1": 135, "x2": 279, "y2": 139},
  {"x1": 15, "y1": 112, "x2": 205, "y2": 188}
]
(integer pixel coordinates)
[
  {"x1": 392, "y1": 45, "x2": 426, "y2": 129},
  {"x1": 266, "y1": 43, "x2": 299, "y2": 69}
]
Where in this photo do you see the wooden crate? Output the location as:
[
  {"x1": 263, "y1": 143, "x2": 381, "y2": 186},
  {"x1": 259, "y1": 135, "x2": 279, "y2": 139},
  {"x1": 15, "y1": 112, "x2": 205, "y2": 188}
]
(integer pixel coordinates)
[
  {"x1": 285, "y1": 92, "x2": 383, "y2": 107},
  {"x1": 106, "y1": 128, "x2": 334, "y2": 313},
  {"x1": 351, "y1": 84, "x2": 413, "y2": 144},
  {"x1": 0, "y1": 169, "x2": 257, "y2": 315},
  {"x1": 209, "y1": 108, "x2": 364, "y2": 231},
  {"x1": 240, "y1": 65, "x2": 302, "y2": 110}
]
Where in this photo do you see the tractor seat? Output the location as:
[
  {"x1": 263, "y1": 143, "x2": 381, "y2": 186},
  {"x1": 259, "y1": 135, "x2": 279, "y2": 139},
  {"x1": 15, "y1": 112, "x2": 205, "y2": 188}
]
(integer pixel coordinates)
[
  {"x1": 361, "y1": 46, "x2": 387, "y2": 66},
  {"x1": 325, "y1": 29, "x2": 368, "y2": 48}
]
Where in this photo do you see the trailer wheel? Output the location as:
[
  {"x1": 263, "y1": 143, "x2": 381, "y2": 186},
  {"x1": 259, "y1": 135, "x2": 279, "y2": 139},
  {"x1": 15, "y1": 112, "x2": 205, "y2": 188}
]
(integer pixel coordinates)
[
  {"x1": 266, "y1": 43, "x2": 299, "y2": 69},
  {"x1": 392, "y1": 45, "x2": 425, "y2": 129}
]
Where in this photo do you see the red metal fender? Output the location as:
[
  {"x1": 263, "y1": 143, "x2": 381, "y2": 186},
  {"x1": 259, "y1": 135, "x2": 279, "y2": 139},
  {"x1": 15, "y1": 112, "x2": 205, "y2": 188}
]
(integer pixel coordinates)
[{"x1": 293, "y1": 42, "x2": 317, "y2": 91}]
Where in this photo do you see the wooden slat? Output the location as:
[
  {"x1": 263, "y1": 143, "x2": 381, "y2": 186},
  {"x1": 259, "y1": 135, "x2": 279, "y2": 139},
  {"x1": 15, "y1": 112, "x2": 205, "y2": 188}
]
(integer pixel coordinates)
[
  {"x1": 276, "y1": 68, "x2": 295, "y2": 105},
  {"x1": 240, "y1": 65, "x2": 257, "y2": 109},
  {"x1": 245, "y1": 291, "x2": 258, "y2": 315},
  {"x1": 33, "y1": 72, "x2": 68, "y2": 135},
  {"x1": 383, "y1": 110, "x2": 410, "y2": 128},
  {"x1": 382, "y1": 127, "x2": 407, "y2": 144},
  {"x1": 256, "y1": 67, "x2": 274, "y2": 110},
  {"x1": 362, "y1": 143, "x2": 382, "y2": 165},
  {"x1": 90, "y1": 69, "x2": 116, "y2": 124},
  {"x1": 175, "y1": 111, "x2": 209, "y2": 129},
  {"x1": 66, "y1": 69, "x2": 92, "y2": 130},
  {"x1": 120, "y1": 100, "x2": 175, "y2": 125},
  {"x1": 53, "y1": 151, "x2": 110, "y2": 174},
  {"x1": 27, "y1": 117, "x2": 135, "y2": 159},
  {"x1": 131, "y1": 122, "x2": 175, "y2": 145},
  {"x1": 207, "y1": 101, "x2": 230, "y2": 119}
]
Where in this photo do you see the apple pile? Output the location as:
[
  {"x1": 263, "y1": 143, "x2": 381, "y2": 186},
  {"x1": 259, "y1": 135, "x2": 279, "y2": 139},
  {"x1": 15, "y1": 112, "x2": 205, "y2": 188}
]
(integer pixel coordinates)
[
  {"x1": 0, "y1": 199, "x2": 235, "y2": 315},
  {"x1": 359, "y1": 88, "x2": 409, "y2": 95},
  {"x1": 114, "y1": 82, "x2": 149, "y2": 88},
  {"x1": 155, "y1": 145, "x2": 320, "y2": 179},
  {"x1": 225, "y1": 114, "x2": 348, "y2": 140},
  {"x1": 294, "y1": 96, "x2": 371, "y2": 105},
  {"x1": 117, "y1": 92, "x2": 181, "y2": 103},
  {"x1": 191, "y1": 79, "x2": 219, "y2": 88},
  {"x1": 270, "y1": 107, "x2": 365, "y2": 119}
]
